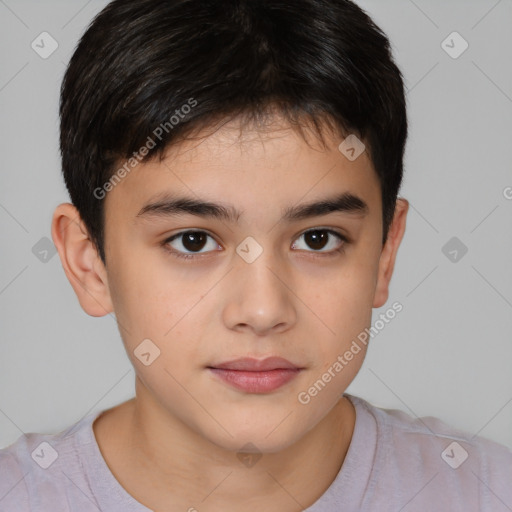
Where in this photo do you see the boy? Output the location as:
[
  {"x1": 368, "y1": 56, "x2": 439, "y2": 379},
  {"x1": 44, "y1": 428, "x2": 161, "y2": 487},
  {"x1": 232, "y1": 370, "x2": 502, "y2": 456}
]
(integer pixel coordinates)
[{"x1": 1, "y1": 0, "x2": 511, "y2": 510}]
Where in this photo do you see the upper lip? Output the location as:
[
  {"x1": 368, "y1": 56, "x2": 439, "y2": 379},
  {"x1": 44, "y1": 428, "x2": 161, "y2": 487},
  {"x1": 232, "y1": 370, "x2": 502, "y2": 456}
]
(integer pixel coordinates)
[{"x1": 208, "y1": 357, "x2": 301, "y2": 371}]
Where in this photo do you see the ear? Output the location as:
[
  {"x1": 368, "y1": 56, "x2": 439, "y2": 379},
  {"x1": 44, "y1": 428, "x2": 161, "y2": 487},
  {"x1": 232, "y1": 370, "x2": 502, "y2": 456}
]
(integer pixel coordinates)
[
  {"x1": 373, "y1": 198, "x2": 409, "y2": 308},
  {"x1": 51, "y1": 203, "x2": 114, "y2": 317}
]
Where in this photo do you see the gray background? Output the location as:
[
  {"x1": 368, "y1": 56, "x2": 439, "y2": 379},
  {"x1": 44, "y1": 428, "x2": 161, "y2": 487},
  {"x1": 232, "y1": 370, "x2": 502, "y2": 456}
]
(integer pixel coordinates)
[{"x1": 1, "y1": 0, "x2": 511, "y2": 451}]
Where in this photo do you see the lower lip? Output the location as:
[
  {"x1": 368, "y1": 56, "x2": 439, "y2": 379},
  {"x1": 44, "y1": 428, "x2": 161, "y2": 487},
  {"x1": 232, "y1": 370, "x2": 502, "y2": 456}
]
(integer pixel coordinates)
[{"x1": 208, "y1": 368, "x2": 301, "y2": 393}]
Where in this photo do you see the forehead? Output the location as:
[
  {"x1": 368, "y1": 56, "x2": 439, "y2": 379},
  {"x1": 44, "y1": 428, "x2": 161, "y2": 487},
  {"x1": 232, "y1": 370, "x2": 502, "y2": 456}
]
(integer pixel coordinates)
[
  {"x1": 103, "y1": 115, "x2": 381, "y2": 222},
  {"x1": 158, "y1": 114, "x2": 367, "y2": 169}
]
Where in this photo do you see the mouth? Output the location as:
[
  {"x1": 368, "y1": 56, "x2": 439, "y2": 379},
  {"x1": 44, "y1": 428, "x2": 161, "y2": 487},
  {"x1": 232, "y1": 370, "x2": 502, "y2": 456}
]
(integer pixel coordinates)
[
  {"x1": 207, "y1": 357, "x2": 303, "y2": 393},
  {"x1": 208, "y1": 356, "x2": 301, "y2": 372}
]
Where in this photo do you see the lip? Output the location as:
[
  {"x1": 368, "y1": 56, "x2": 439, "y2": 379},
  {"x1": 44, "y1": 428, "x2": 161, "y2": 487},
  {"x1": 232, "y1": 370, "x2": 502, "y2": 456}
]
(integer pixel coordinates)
[
  {"x1": 208, "y1": 356, "x2": 301, "y2": 371},
  {"x1": 207, "y1": 357, "x2": 303, "y2": 393}
]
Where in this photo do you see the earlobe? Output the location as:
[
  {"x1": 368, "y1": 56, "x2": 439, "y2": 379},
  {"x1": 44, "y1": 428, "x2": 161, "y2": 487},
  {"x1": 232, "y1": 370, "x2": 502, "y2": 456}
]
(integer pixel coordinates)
[
  {"x1": 372, "y1": 198, "x2": 409, "y2": 308},
  {"x1": 51, "y1": 203, "x2": 114, "y2": 317}
]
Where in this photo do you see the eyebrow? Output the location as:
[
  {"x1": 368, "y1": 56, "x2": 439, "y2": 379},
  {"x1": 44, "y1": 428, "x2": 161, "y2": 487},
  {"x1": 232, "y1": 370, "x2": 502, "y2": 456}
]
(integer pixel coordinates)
[{"x1": 136, "y1": 191, "x2": 369, "y2": 223}]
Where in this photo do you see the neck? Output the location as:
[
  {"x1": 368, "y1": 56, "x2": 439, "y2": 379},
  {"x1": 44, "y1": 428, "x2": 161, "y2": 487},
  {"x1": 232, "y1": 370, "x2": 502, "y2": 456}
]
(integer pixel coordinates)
[{"x1": 94, "y1": 383, "x2": 356, "y2": 512}]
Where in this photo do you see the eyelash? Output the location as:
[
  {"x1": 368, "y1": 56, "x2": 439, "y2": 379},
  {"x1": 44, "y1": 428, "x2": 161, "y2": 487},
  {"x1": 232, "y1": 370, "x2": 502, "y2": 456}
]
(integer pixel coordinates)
[{"x1": 161, "y1": 228, "x2": 349, "y2": 261}]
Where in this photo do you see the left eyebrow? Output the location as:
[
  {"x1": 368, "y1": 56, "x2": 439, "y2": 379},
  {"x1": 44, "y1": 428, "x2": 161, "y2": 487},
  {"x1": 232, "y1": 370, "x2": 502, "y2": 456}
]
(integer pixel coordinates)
[
  {"x1": 136, "y1": 191, "x2": 369, "y2": 223},
  {"x1": 282, "y1": 192, "x2": 369, "y2": 221}
]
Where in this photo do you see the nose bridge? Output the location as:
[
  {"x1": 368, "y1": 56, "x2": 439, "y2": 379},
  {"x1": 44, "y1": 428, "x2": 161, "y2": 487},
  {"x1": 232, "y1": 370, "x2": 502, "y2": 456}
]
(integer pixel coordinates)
[
  {"x1": 238, "y1": 242, "x2": 287, "y2": 303},
  {"x1": 241, "y1": 247, "x2": 282, "y2": 293}
]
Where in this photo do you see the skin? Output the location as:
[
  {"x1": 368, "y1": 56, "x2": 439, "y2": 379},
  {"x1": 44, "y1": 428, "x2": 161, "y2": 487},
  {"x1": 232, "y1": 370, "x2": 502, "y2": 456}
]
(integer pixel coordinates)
[{"x1": 51, "y1": 113, "x2": 408, "y2": 512}]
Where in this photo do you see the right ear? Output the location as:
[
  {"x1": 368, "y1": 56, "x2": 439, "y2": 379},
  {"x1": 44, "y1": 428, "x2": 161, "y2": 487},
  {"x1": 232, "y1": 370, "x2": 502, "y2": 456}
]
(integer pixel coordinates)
[{"x1": 51, "y1": 203, "x2": 114, "y2": 317}]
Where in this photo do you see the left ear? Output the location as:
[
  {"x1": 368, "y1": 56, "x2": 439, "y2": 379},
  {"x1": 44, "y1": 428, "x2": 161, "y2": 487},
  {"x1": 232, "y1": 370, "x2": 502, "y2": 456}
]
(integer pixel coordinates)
[{"x1": 373, "y1": 197, "x2": 409, "y2": 308}]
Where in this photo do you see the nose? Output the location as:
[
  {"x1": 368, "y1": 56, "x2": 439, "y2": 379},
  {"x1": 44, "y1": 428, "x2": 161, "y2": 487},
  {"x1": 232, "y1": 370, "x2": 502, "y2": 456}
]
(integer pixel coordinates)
[{"x1": 222, "y1": 248, "x2": 297, "y2": 336}]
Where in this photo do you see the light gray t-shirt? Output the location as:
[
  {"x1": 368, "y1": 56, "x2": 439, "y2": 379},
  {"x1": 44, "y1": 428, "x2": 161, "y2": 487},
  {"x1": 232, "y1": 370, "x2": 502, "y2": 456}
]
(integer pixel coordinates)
[{"x1": 1, "y1": 393, "x2": 511, "y2": 511}]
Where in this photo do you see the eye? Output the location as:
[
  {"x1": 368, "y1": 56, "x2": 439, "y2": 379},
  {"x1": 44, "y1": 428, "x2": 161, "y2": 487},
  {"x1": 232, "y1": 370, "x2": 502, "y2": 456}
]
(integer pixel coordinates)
[
  {"x1": 291, "y1": 228, "x2": 348, "y2": 256},
  {"x1": 162, "y1": 228, "x2": 348, "y2": 261},
  {"x1": 163, "y1": 230, "x2": 220, "y2": 260}
]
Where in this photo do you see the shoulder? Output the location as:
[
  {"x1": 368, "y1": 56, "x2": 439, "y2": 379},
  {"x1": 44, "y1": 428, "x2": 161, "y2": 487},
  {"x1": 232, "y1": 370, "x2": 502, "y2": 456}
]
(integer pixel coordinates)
[
  {"x1": 367, "y1": 398, "x2": 512, "y2": 467},
  {"x1": 0, "y1": 415, "x2": 100, "y2": 512},
  {"x1": 0, "y1": 436, "x2": 31, "y2": 510},
  {"x1": 351, "y1": 395, "x2": 512, "y2": 511}
]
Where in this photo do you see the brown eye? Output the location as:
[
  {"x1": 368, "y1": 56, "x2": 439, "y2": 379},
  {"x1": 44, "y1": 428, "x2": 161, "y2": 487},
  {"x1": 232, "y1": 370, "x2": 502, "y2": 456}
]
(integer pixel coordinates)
[
  {"x1": 304, "y1": 230, "x2": 329, "y2": 250},
  {"x1": 292, "y1": 229, "x2": 347, "y2": 254},
  {"x1": 164, "y1": 230, "x2": 220, "y2": 258},
  {"x1": 181, "y1": 231, "x2": 208, "y2": 252}
]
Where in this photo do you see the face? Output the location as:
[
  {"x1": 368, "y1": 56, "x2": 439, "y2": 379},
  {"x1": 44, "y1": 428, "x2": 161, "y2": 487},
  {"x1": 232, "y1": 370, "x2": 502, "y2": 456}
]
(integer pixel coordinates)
[{"x1": 94, "y1": 116, "x2": 397, "y2": 452}]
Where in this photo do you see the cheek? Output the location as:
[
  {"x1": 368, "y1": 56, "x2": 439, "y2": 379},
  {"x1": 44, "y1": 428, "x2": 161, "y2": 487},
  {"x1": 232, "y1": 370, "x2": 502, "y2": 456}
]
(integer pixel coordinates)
[
  {"x1": 297, "y1": 257, "x2": 377, "y2": 382},
  {"x1": 112, "y1": 273, "x2": 215, "y2": 377},
  {"x1": 308, "y1": 263, "x2": 376, "y2": 332},
  {"x1": 106, "y1": 263, "x2": 174, "y2": 346}
]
